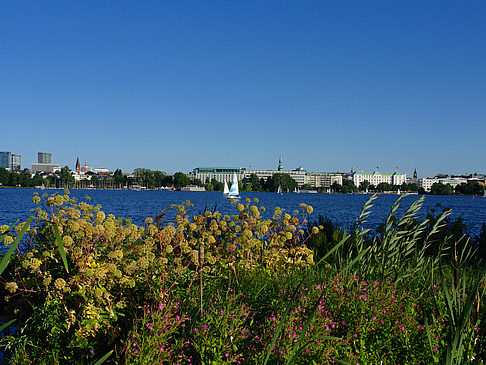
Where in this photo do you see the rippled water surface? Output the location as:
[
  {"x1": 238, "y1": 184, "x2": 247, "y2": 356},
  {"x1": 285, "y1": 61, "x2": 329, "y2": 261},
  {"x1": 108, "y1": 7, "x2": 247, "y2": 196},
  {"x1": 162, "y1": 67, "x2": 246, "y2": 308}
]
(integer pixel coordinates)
[{"x1": 1, "y1": 188, "x2": 486, "y2": 236}]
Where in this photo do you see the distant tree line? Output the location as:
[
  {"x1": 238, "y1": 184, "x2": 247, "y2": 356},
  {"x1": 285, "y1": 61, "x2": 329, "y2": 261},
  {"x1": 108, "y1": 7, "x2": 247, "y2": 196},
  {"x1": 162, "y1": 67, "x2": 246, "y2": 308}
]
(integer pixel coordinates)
[
  {"x1": 429, "y1": 182, "x2": 485, "y2": 195},
  {"x1": 2, "y1": 167, "x2": 484, "y2": 195},
  {"x1": 0, "y1": 167, "x2": 74, "y2": 188}
]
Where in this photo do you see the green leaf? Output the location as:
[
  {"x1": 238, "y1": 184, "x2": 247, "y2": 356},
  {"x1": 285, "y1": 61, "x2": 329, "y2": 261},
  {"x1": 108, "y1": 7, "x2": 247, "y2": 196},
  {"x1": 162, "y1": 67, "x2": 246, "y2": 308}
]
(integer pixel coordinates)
[
  {"x1": 53, "y1": 223, "x2": 69, "y2": 273},
  {"x1": 0, "y1": 217, "x2": 32, "y2": 276},
  {"x1": 91, "y1": 350, "x2": 113, "y2": 365},
  {"x1": 0, "y1": 319, "x2": 16, "y2": 333}
]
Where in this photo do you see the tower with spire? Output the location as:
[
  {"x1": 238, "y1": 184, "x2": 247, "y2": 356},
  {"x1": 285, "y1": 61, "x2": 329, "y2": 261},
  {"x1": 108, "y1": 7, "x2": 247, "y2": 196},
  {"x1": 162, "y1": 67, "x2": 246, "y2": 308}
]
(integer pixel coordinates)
[
  {"x1": 278, "y1": 156, "x2": 283, "y2": 171},
  {"x1": 75, "y1": 157, "x2": 80, "y2": 173}
]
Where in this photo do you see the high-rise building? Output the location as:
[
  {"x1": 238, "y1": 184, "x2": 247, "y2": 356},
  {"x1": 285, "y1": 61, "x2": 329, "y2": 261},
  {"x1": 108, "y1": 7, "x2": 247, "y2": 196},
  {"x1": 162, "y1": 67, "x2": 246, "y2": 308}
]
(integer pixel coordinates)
[
  {"x1": 0, "y1": 152, "x2": 12, "y2": 169},
  {"x1": 38, "y1": 152, "x2": 52, "y2": 164},
  {"x1": 11, "y1": 154, "x2": 21, "y2": 170}
]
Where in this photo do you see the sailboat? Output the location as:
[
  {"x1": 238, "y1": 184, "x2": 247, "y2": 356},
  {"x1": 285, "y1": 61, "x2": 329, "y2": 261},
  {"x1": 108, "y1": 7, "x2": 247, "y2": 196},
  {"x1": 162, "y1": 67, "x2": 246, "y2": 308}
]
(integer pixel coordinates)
[
  {"x1": 226, "y1": 173, "x2": 240, "y2": 199},
  {"x1": 277, "y1": 184, "x2": 283, "y2": 195},
  {"x1": 223, "y1": 181, "x2": 229, "y2": 196}
]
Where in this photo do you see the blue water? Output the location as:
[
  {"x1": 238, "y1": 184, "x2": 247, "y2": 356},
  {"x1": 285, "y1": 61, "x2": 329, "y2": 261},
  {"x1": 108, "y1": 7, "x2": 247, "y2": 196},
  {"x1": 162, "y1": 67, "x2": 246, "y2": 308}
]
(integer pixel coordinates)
[{"x1": 1, "y1": 188, "x2": 485, "y2": 236}]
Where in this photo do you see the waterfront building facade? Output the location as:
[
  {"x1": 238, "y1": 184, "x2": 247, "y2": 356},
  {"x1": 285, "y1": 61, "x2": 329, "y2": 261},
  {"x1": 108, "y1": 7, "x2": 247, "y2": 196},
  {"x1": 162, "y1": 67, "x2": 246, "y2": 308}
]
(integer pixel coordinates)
[
  {"x1": 305, "y1": 172, "x2": 343, "y2": 189},
  {"x1": 192, "y1": 164, "x2": 342, "y2": 189},
  {"x1": 192, "y1": 167, "x2": 244, "y2": 184},
  {"x1": 38, "y1": 152, "x2": 52, "y2": 164},
  {"x1": 353, "y1": 171, "x2": 407, "y2": 187},
  {"x1": 437, "y1": 176, "x2": 468, "y2": 188},
  {"x1": 242, "y1": 168, "x2": 307, "y2": 187},
  {"x1": 32, "y1": 163, "x2": 60, "y2": 173},
  {"x1": 417, "y1": 178, "x2": 439, "y2": 192}
]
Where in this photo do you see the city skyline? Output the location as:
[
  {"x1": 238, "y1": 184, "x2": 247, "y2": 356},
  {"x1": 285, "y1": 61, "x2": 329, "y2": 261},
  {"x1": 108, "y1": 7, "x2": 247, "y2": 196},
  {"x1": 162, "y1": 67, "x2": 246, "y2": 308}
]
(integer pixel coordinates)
[
  {"x1": 2, "y1": 149, "x2": 486, "y2": 180},
  {"x1": 1, "y1": 1, "x2": 485, "y2": 177}
]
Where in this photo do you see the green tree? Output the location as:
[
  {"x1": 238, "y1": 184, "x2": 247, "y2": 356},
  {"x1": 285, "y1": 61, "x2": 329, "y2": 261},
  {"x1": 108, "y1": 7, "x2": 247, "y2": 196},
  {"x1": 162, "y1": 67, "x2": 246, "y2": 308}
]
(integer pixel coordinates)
[
  {"x1": 249, "y1": 174, "x2": 262, "y2": 191},
  {"x1": 408, "y1": 183, "x2": 418, "y2": 192},
  {"x1": 341, "y1": 179, "x2": 358, "y2": 193},
  {"x1": 359, "y1": 180, "x2": 370, "y2": 192},
  {"x1": 266, "y1": 173, "x2": 298, "y2": 192},
  {"x1": 8, "y1": 171, "x2": 19, "y2": 186},
  {"x1": 430, "y1": 182, "x2": 453, "y2": 195},
  {"x1": 376, "y1": 182, "x2": 392, "y2": 192},
  {"x1": 32, "y1": 174, "x2": 44, "y2": 187},
  {"x1": 0, "y1": 168, "x2": 10, "y2": 186},
  {"x1": 210, "y1": 178, "x2": 223, "y2": 191},
  {"x1": 18, "y1": 172, "x2": 32, "y2": 187},
  {"x1": 173, "y1": 172, "x2": 190, "y2": 189},
  {"x1": 153, "y1": 171, "x2": 166, "y2": 188},
  {"x1": 455, "y1": 182, "x2": 484, "y2": 195},
  {"x1": 59, "y1": 166, "x2": 75, "y2": 187},
  {"x1": 331, "y1": 182, "x2": 341, "y2": 193},
  {"x1": 162, "y1": 175, "x2": 174, "y2": 187},
  {"x1": 113, "y1": 169, "x2": 125, "y2": 187}
]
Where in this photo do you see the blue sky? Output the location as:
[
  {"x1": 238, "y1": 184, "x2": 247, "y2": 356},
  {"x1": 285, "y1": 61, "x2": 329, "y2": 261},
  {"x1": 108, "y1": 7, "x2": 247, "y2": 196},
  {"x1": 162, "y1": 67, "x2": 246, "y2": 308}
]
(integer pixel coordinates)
[{"x1": 1, "y1": 1, "x2": 485, "y2": 178}]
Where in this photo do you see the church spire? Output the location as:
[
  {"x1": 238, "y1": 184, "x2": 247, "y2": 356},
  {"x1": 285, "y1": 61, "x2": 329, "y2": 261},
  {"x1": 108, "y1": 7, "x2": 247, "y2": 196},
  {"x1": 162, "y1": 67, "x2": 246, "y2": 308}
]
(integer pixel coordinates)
[
  {"x1": 75, "y1": 157, "x2": 80, "y2": 173},
  {"x1": 278, "y1": 156, "x2": 283, "y2": 171}
]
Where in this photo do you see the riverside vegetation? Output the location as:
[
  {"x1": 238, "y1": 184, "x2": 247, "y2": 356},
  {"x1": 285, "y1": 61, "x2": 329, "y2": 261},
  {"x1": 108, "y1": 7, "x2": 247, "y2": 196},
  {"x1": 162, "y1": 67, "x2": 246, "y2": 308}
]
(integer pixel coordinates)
[{"x1": 0, "y1": 191, "x2": 485, "y2": 364}]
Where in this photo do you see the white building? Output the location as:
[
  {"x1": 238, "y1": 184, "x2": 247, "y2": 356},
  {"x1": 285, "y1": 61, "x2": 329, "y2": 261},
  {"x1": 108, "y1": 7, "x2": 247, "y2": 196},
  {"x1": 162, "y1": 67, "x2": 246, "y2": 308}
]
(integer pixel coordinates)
[
  {"x1": 192, "y1": 165, "x2": 344, "y2": 189},
  {"x1": 417, "y1": 178, "x2": 439, "y2": 192},
  {"x1": 243, "y1": 168, "x2": 307, "y2": 187},
  {"x1": 437, "y1": 177, "x2": 467, "y2": 188},
  {"x1": 192, "y1": 167, "x2": 244, "y2": 184},
  {"x1": 353, "y1": 171, "x2": 407, "y2": 187},
  {"x1": 11, "y1": 154, "x2": 21, "y2": 170},
  {"x1": 305, "y1": 173, "x2": 343, "y2": 189},
  {"x1": 32, "y1": 163, "x2": 60, "y2": 173}
]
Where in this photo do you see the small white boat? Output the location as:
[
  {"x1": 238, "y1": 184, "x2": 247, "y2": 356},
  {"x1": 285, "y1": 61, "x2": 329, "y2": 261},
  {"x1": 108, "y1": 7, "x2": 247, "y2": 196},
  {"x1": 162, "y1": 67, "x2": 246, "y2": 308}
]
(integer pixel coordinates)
[
  {"x1": 223, "y1": 181, "x2": 229, "y2": 196},
  {"x1": 277, "y1": 184, "x2": 283, "y2": 195},
  {"x1": 226, "y1": 173, "x2": 240, "y2": 199}
]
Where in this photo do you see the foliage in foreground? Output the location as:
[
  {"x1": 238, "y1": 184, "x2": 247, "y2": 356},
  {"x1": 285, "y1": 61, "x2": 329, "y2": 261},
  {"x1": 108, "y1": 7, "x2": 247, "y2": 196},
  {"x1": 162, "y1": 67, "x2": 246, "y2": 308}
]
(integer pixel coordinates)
[{"x1": 0, "y1": 191, "x2": 484, "y2": 364}]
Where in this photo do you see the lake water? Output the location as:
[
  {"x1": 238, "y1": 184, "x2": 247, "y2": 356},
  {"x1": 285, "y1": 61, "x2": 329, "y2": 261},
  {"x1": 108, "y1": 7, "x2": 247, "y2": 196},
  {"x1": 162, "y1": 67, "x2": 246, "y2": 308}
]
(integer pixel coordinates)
[{"x1": 1, "y1": 188, "x2": 486, "y2": 236}]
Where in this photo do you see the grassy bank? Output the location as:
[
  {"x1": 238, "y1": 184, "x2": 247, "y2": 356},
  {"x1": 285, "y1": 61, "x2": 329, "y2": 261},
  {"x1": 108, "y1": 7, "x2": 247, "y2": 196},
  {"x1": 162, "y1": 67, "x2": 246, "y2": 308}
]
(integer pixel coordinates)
[{"x1": 0, "y1": 191, "x2": 484, "y2": 364}]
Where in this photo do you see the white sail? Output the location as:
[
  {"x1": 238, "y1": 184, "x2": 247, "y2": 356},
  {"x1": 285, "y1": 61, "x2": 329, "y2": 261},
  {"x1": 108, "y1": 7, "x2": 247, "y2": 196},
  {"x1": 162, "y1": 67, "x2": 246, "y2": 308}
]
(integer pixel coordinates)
[
  {"x1": 277, "y1": 184, "x2": 283, "y2": 195},
  {"x1": 227, "y1": 173, "x2": 240, "y2": 198},
  {"x1": 223, "y1": 181, "x2": 229, "y2": 195}
]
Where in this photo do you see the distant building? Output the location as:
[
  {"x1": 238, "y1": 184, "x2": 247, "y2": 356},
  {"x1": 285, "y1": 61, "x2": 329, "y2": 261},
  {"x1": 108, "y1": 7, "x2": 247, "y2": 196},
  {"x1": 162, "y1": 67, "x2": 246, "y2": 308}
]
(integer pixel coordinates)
[
  {"x1": 278, "y1": 156, "x2": 283, "y2": 171},
  {"x1": 406, "y1": 169, "x2": 419, "y2": 186},
  {"x1": 418, "y1": 178, "x2": 439, "y2": 192},
  {"x1": 305, "y1": 172, "x2": 342, "y2": 189},
  {"x1": 94, "y1": 168, "x2": 110, "y2": 175},
  {"x1": 242, "y1": 167, "x2": 307, "y2": 187},
  {"x1": 192, "y1": 167, "x2": 244, "y2": 184},
  {"x1": 11, "y1": 154, "x2": 21, "y2": 170},
  {"x1": 437, "y1": 176, "x2": 467, "y2": 188},
  {"x1": 0, "y1": 152, "x2": 21, "y2": 170},
  {"x1": 0, "y1": 152, "x2": 12, "y2": 169},
  {"x1": 353, "y1": 171, "x2": 407, "y2": 187},
  {"x1": 193, "y1": 156, "x2": 346, "y2": 189},
  {"x1": 32, "y1": 163, "x2": 60, "y2": 173},
  {"x1": 38, "y1": 152, "x2": 52, "y2": 164}
]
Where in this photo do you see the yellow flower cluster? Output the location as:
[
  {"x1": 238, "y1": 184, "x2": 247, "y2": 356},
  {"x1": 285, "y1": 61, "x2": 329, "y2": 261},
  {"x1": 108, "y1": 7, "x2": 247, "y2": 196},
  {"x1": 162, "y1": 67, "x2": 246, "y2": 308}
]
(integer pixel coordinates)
[{"x1": 2, "y1": 191, "x2": 318, "y2": 343}]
